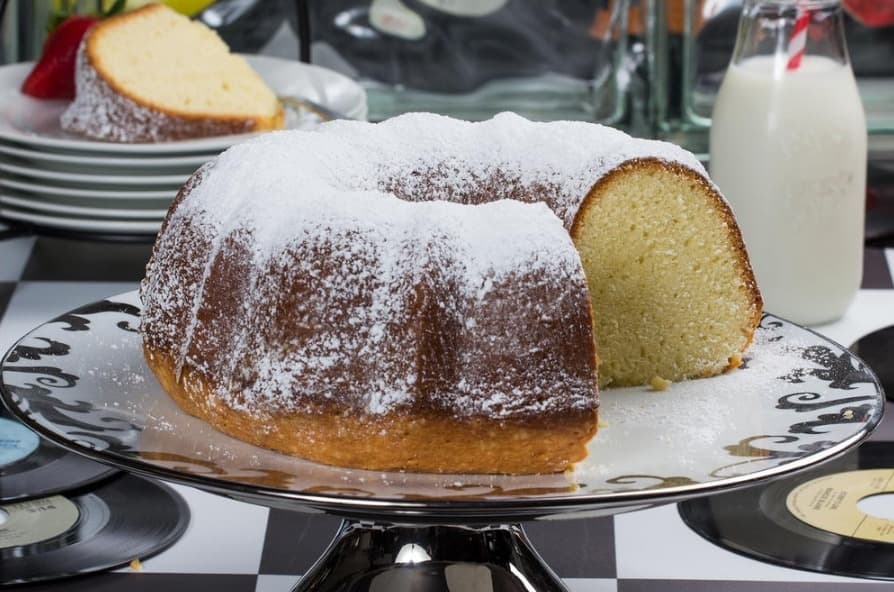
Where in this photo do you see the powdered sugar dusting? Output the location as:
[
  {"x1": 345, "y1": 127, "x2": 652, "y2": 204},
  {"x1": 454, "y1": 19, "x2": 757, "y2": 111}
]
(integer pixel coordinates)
[
  {"x1": 188, "y1": 112, "x2": 705, "y2": 230},
  {"x1": 578, "y1": 327, "x2": 824, "y2": 478},
  {"x1": 141, "y1": 113, "x2": 706, "y2": 422},
  {"x1": 171, "y1": 188, "x2": 593, "y2": 418}
]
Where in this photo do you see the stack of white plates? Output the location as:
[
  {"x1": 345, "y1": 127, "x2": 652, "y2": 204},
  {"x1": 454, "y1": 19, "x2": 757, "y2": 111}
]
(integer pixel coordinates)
[{"x1": 0, "y1": 55, "x2": 367, "y2": 237}]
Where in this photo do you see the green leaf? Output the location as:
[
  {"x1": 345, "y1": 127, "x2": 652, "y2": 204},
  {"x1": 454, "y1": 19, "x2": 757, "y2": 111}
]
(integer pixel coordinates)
[
  {"x1": 102, "y1": 0, "x2": 127, "y2": 17},
  {"x1": 47, "y1": 11, "x2": 68, "y2": 32}
]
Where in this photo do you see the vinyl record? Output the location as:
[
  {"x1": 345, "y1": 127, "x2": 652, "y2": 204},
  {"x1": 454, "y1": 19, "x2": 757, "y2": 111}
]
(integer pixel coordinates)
[
  {"x1": 679, "y1": 441, "x2": 894, "y2": 580},
  {"x1": 0, "y1": 415, "x2": 118, "y2": 501},
  {"x1": 850, "y1": 325, "x2": 894, "y2": 402},
  {"x1": 0, "y1": 472, "x2": 189, "y2": 585}
]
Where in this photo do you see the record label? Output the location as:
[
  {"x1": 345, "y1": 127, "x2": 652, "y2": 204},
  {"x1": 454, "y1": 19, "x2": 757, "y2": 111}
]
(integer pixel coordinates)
[
  {"x1": 0, "y1": 417, "x2": 40, "y2": 467},
  {"x1": 0, "y1": 495, "x2": 79, "y2": 549},
  {"x1": 680, "y1": 442, "x2": 894, "y2": 580},
  {"x1": 786, "y1": 469, "x2": 894, "y2": 543},
  {"x1": 1, "y1": 473, "x2": 189, "y2": 586},
  {"x1": 0, "y1": 415, "x2": 118, "y2": 502}
]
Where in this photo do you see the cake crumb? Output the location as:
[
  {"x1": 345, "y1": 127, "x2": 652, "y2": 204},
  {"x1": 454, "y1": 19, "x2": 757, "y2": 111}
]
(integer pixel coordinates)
[
  {"x1": 727, "y1": 354, "x2": 743, "y2": 370},
  {"x1": 129, "y1": 559, "x2": 143, "y2": 572},
  {"x1": 649, "y1": 375, "x2": 672, "y2": 391}
]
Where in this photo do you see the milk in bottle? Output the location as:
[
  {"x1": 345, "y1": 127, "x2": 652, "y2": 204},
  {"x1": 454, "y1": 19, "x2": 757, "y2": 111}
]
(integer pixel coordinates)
[{"x1": 709, "y1": 0, "x2": 866, "y2": 326}]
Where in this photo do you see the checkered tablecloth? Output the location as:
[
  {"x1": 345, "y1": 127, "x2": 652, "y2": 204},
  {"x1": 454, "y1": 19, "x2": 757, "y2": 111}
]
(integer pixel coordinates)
[{"x1": 2, "y1": 231, "x2": 893, "y2": 592}]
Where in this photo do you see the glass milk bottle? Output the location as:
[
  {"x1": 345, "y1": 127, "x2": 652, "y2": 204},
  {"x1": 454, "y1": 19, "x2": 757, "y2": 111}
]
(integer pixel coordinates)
[{"x1": 710, "y1": 0, "x2": 867, "y2": 326}]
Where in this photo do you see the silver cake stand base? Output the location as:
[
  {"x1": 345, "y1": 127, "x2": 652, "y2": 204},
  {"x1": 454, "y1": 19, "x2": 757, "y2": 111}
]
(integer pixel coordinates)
[{"x1": 297, "y1": 521, "x2": 566, "y2": 592}]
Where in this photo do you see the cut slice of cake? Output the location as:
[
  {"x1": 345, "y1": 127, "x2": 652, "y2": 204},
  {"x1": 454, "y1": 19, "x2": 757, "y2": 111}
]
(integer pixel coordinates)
[
  {"x1": 571, "y1": 158, "x2": 762, "y2": 387},
  {"x1": 60, "y1": 3, "x2": 284, "y2": 143}
]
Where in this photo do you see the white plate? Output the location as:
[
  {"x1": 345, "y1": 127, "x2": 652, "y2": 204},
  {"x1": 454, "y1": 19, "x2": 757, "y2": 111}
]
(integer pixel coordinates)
[
  {"x1": 0, "y1": 161, "x2": 189, "y2": 186},
  {"x1": 0, "y1": 162, "x2": 189, "y2": 189},
  {"x1": 0, "y1": 193, "x2": 167, "y2": 219},
  {"x1": 0, "y1": 184, "x2": 171, "y2": 211},
  {"x1": 0, "y1": 142, "x2": 213, "y2": 171},
  {"x1": 0, "y1": 56, "x2": 367, "y2": 154},
  {"x1": 0, "y1": 177, "x2": 174, "y2": 200},
  {"x1": 0, "y1": 206, "x2": 161, "y2": 234}
]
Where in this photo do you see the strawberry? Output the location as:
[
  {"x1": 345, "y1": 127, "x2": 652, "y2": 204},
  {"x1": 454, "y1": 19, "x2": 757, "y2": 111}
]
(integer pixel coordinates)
[{"x1": 20, "y1": 15, "x2": 99, "y2": 99}]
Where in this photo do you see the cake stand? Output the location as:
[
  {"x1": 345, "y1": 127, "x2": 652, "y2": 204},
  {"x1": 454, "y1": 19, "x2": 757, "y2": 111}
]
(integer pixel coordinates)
[{"x1": 0, "y1": 292, "x2": 885, "y2": 592}]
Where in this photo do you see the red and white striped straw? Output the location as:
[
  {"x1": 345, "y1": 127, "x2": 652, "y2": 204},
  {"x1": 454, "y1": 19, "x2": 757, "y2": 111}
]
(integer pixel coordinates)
[{"x1": 786, "y1": 4, "x2": 810, "y2": 70}]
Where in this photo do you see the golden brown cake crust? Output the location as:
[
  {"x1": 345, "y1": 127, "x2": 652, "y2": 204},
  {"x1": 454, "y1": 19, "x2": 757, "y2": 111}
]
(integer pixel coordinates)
[{"x1": 145, "y1": 347, "x2": 598, "y2": 475}]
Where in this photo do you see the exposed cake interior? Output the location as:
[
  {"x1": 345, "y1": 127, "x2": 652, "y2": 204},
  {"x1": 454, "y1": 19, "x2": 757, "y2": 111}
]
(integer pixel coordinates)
[
  {"x1": 87, "y1": 4, "x2": 280, "y2": 119},
  {"x1": 572, "y1": 159, "x2": 761, "y2": 387}
]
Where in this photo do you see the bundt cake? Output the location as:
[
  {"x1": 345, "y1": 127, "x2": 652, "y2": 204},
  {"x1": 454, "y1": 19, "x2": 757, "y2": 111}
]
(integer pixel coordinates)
[
  {"x1": 140, "y1": 112, "x2": 762, "y2": 474},
  {"x1": 60, "y1": 3, "x2": 283, "y2": 143}
]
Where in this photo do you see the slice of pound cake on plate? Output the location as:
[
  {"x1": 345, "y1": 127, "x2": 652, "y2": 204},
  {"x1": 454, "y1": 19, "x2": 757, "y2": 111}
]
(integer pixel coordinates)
[{"x1": 60, "y1": 3, "x2": 284, "y2": 143}]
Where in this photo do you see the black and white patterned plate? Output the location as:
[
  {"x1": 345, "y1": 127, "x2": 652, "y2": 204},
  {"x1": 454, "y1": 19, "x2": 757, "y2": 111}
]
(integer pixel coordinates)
[{"x1": 0, "y1": 292, "x2": 885, "y2": 521}]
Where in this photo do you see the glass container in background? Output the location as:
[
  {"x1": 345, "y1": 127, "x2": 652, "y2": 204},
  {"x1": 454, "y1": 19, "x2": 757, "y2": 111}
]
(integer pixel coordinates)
[
  {"x1": 709, "y1": 0, "x2": 866, "y2": 325},
  {"x1": 647, "y1": 0, "x2": 894, "y2": 159},
  {"x1": 290, "y1": 0, "x2": 631, "y2": 124},
  {"x1": 1, "y1": 0, "x2": 55, "y2": 64}
]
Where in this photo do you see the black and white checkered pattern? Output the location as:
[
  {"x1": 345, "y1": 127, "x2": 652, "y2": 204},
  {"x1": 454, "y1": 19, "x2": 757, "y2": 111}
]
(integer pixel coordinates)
[{"x1": 2, "y1": 232, "x2": 894, "y2": 592}]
